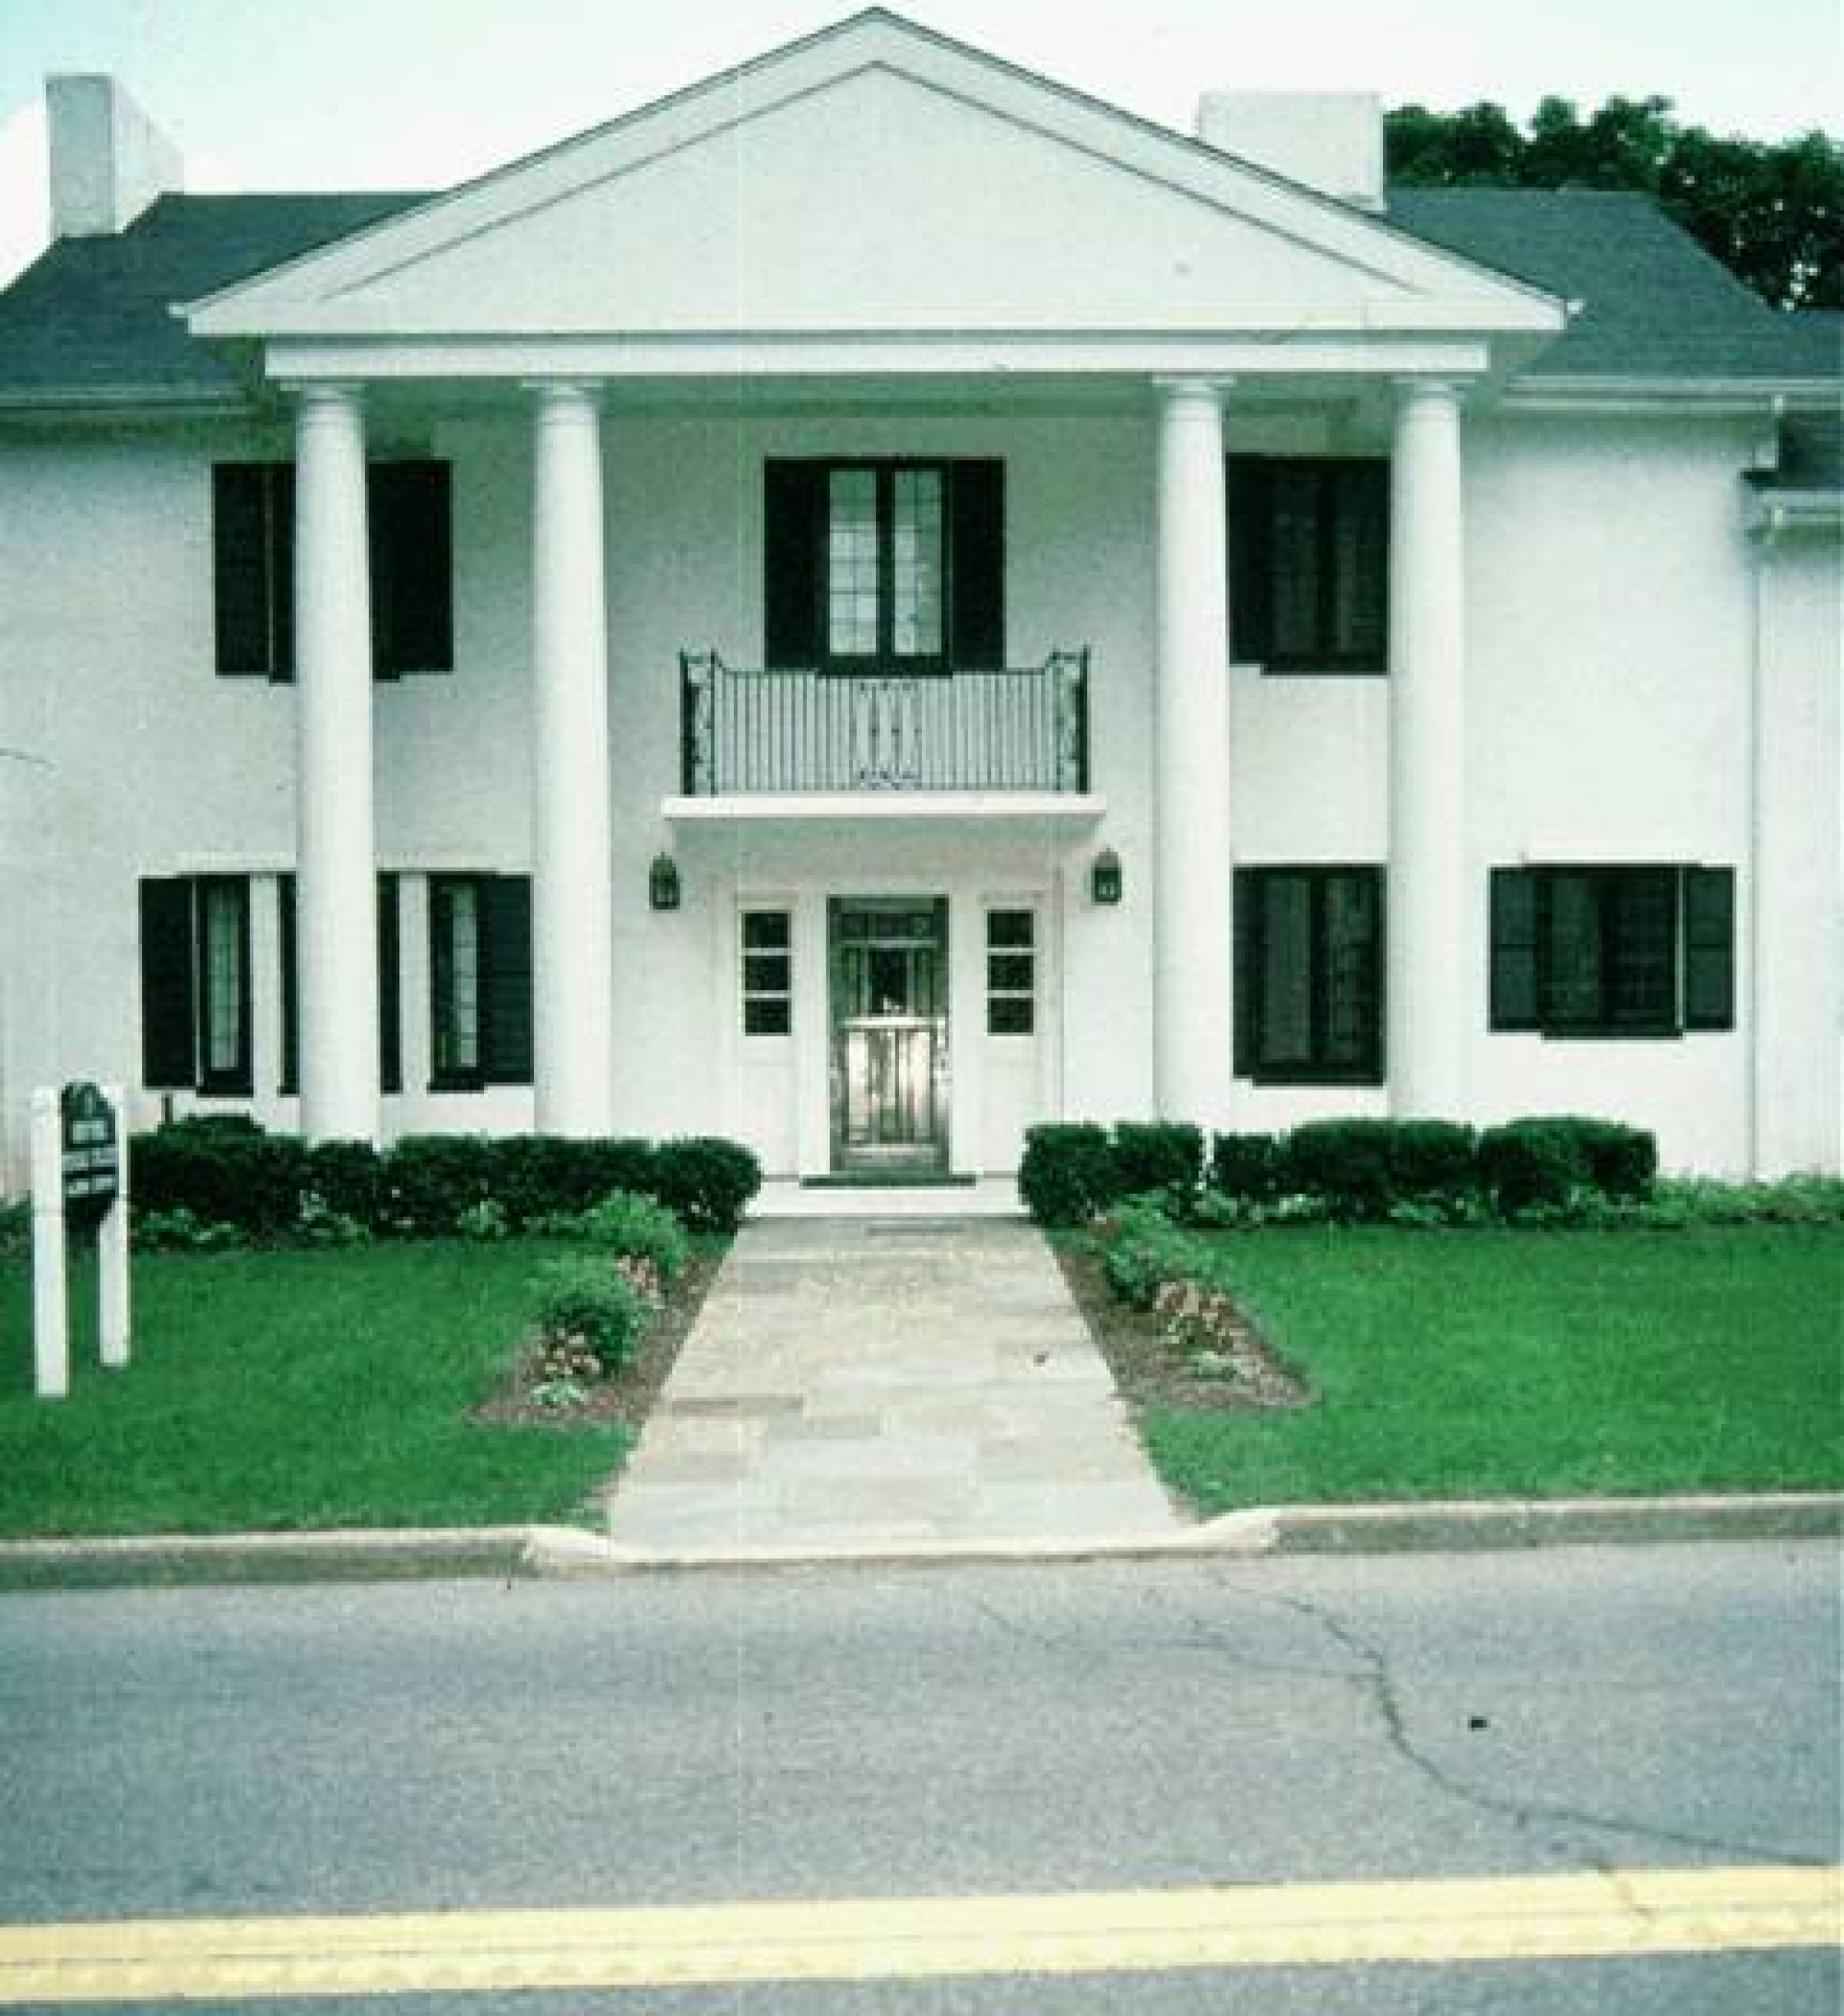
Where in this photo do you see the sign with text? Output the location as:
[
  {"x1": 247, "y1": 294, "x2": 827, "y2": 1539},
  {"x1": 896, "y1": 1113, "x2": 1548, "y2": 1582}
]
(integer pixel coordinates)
[{"x1": 60, "y1": 1080, "x2": 120, "y2": 1215}]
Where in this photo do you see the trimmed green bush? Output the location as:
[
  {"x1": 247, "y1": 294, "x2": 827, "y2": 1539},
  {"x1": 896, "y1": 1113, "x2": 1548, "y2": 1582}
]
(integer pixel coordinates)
[
  {"x1": 532, "y1": 1256, "x2": 654, "y2": 1375},
  {"x1": 383, "y1": 1134, "x2": 498, "y2": 1235},
  {"x1": 1210, "y1": 1132, "x2": 1283, "y2": 1202},
  {"x1": 130, "y1": 1118, "x2": 308, "y2": 1238},
  {"x1": 647, "y1": 1137, "x2": 762, "y2": 1234},
  {"x1": 490, "y1": 1135, "x2": 657, "y2": 1227},
  {"x1": 1572, "y1": 1117, "x2": 1658, "y2": 1200},
  {"x1": 303, "y1": 1139, "x2": 387, "y2": 1227},
  {"x1": 1019, "y1": 1123, "x2": 1119, "y2": 1226},
  {"x1": 576, "y1": 1188, "x2": 690, "y2": 1279},
  {"x1": 1282, "y1": 1118, "x2": 1479, "y2": 1221},
  {"x1": 1478, "y1": 1117, "x2": 1592, "y2": 1216},
  {"x1": 1112, "y1": 1122, "x2": 1204, "y2": 1203}
]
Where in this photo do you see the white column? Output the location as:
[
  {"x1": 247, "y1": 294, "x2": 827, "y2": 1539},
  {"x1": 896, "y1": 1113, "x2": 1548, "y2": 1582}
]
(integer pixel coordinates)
[
  {"x1": 1153, "y1": 380, "x2": 1233, "y2": 1123},
  {"x1": 1388, "y1": 379, "x2": 1469, "y2": 1117},
  {"x1": 293, "y1": 383, "x2": 379, "y2": 1144},
  {"x1": 529, "y1": 382, "x2": 615, "y2": 1136}
]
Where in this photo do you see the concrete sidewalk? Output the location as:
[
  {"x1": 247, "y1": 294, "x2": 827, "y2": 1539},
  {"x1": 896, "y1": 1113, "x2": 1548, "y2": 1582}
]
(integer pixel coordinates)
[{"x1": 601, "y1": 1217, "x2": 1182, "y2": 1552}]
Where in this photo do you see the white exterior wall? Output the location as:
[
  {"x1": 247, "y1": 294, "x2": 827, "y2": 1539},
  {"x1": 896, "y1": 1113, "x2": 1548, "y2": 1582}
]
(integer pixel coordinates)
[{"x1": 1, "y1": 398, "x2": 1838, "y2": 1187}]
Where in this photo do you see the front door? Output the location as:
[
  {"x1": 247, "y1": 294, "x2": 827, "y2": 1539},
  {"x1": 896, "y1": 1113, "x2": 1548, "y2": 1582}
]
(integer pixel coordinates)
[{"x1": 829, "y1": 898, "x2": 949, "y2": 1173}]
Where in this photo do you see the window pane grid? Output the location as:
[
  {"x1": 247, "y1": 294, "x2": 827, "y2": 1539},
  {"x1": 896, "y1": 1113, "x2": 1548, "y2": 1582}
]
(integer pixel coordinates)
[
  {"x1": 985, "y1": 908, "x2": 1035, "y2": 1035},
  {"x1": 742, "y1": 909, "x2": 793, "y2": 1036},
  {"x1": 200, "y1": 882, "x2": 244, "y2": 1077}
]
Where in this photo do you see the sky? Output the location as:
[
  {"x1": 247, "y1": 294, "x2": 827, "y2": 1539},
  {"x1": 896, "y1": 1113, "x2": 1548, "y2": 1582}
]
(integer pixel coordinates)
[{"x1": 0, "y1": 0, "x2": 1838, "y2": 284}]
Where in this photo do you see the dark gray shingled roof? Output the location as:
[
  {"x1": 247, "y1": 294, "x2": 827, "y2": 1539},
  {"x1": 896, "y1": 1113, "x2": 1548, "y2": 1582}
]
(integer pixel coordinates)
[{"x1": 0, "y1": 183, "x2": 1836, "y2": 401}]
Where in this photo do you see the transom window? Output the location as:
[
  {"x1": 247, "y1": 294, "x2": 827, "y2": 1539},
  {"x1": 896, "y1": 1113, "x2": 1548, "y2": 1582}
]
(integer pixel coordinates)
[
  {"x1": 1235, "y1": 866, "x2": 1384, "y2": 1084},
  {"x1": 825, "y1": 465, "x2": 946, "y2": 665},
  {"x1": 986, "y1": 909, "x2": 1036, "y2": 1035},
  {"x1": 741, "y1": 910, "x2": 793, "y2": 1036},
  {"x1": 1491, "y1": 865, "x2": 1733, "y2": 1038}
]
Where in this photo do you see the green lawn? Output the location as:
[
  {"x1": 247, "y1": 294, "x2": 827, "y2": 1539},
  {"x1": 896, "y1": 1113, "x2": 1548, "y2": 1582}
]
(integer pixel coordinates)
[
  {"x1": 1141, "y1": 1226, "x2": 1844, "y2": 1513},
  {"x1": 0, "y1": 1241, "x2": 632, "y2": 1537}
]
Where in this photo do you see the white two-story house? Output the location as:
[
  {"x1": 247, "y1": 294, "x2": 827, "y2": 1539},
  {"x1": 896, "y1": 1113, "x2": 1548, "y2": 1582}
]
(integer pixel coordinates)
[{"x1": 0, "y1": 8, "x2": 1838, "y2": 1188}]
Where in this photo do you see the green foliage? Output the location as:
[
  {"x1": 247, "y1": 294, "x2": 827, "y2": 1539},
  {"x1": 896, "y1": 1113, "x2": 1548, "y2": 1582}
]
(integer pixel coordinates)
[
  {"x1": 1283, "y1": 1118, "x2": 1480, "y2": 1221},
  {"x1": 1386, "y1": 94, "x2": 1844, "y2": 308},
  {"x1": 1111, "y1": 1123, "x2": 1205, "y2": 1205},
  {"x1": 129, "y1": 1119, "x2": 309, "y2": 1238},
  {"x1": 1100, "y1": 1198, "x2": 1208, "y2": 1310},
  {"x1": 1019, "y1": 1124, "x2": 1120, "y2": 1226},
  {"x1": 1210, "y1": 1133, "x2": 1284, "y2": 1202},
  {"x1": 489, "y1": 1136, "x2": 656, "y2": 1227},
  {"x1": 130, "y1": 1207, "x2": 249, "y2": 1253},
  {"x1": 1475, "y1": 1116, "x2": 1648, "y2": 1218},
  {"x1": 575, "y1": 1189, "x2": 690, "y2": 1279},
  {"x1": 0, "y1": 1201, "x2": 28, "y2": 1258},
  {"x1": 303, "y1": 1138, "x2": 386, "y2": 1227},
  {"x1": 456, "y1": 1197, "x2": 512, "y2": 1242},
  {"x1": 383, "y1": 1134, "x2": 498, "y2": 1236},
  {"x1": 646, "y1": 1138, "x2": 762, "y2": 1234},
  {"x1": 532, "y1": 1256, "x2": 654, "y2": 1375}
]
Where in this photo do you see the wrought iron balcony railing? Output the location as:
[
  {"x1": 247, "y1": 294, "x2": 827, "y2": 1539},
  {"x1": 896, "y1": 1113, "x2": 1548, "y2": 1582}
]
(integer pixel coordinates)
[{"x1": 678, "y1": 650, "x2": 1090, "y2": 796}]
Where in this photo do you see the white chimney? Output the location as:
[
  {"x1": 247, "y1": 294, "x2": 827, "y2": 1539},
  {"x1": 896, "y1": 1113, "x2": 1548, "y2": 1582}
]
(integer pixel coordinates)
[
  {"x1": 1195, "y1": 91, "x2": 1385, "y2": 212},
  {"x1": 46, "y1": 75, "x2": 183, "y2": 237}
]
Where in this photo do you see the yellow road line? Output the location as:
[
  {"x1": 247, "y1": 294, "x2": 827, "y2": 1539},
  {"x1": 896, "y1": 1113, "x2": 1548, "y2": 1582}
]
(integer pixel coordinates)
[{"x1": 0, "y1": 1866, "x2": 1836, "y2": 2002}]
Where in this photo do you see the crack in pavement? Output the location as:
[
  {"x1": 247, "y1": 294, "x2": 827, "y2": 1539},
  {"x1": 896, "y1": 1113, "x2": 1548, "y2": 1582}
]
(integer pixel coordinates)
[{"x1": 1213, "y1": 1573, "x2": 1828, "y2": 1880}]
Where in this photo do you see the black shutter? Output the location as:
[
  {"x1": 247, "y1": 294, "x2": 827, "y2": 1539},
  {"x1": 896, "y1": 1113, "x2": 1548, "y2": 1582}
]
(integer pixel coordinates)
[
  {"x1": 1232, "y1": 867, "x2": 1258, "y2": 1078},
  {"x1": 1489, "y1": 867, "x2": 1540, "y2": 1031},
  {"x1": 378, "y1": 873, "x2": 403, "y2": 1092},
  {"x1": 1226, "y1": 456, "x2": 1271, "y2": 664},
  {"x1": 763, "y1": 462, "x2": 825, "y2": 666},
  {"x1": 480, "y1": 875, "x2": 534, "y2": 1085},
  {"x1": 271, "y1": 466, "x2": 295, "y2": 681},
  {"x1": 212, "y1": 466, "x2": 269, "y2": 675},
  {"x1": 949, "y1": 459, "x2": 1005, "y2": 669},
  {"x1": 139, "y1": 877, "x2": 197, "y2": 1089},
  {"x1": 1683, "y1": 866, "x2": 1734, "y2": 1032},
  {"x1": 1337, "y1": 460, "x2": 1389, "y2": 669},
  {"x1": 1349, "y1": 866, "x2": 1386, "y2": 1080},
  {"x1": 369, "y1": 462, "x2": 453, "y2": 678},
  {"x1": 278, "y1": 874, "x2": 298, "y2": 1095}
]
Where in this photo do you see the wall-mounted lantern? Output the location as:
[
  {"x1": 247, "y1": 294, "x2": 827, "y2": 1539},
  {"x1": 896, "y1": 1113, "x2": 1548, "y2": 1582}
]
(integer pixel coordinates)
[
  {"x1": 648, "y1": 854, "x2": 681, "y2": 912},
  {"x1": 1090, "y1": 847, "x2": 1123, "y2": 906}
]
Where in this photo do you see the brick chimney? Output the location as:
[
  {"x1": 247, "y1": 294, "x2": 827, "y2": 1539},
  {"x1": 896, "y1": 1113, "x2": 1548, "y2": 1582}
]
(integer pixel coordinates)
[
  {"x1": 46, "y1": 75, "x2": 183, "y2": 237},
  {"x1": 1195, "y1": 91, "x2": 1385, "y2": 211}
]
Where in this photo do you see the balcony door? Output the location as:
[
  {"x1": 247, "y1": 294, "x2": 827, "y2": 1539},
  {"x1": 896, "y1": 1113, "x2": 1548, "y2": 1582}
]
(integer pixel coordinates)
[{"x1": 829, "y1": 898, "x2": 949, "y2": 1174}]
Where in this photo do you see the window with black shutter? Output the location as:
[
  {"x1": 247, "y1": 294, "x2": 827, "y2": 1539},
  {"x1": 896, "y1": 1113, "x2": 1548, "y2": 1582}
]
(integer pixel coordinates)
[
  {"x1": 1227, "y1": 456, "x2": 1388, "y2": 673},
  {"x1": 429, "y1": 873, "x2": 532, "y2": 1088},
  {"x1": 278, "y1": 873, "x2": 402, "y2": 1096},
  {"x1": 763, "y1": 459, "x2": 1003, "y2": 670},
  {"x1": 137, "y1": 875, "x2": 252, "y2": 1095},
  {"x1": 1488, "y1": 865, "x2": 1735, "y2": 1039},
  {"x1": 1234, "y1": 866, "x2": 1384, "y2": 1084},
  {"x1": 213, "y1": 459, "x2": 451, "y2": 682}
]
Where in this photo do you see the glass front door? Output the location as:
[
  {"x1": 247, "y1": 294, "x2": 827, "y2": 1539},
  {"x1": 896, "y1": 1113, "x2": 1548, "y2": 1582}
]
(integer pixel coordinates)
[{"x1": 829, "y1": 898, "x2": 949, "y2": 1173}]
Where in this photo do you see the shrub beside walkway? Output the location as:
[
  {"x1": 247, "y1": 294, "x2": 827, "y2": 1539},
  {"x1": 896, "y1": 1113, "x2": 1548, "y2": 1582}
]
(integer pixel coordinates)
[{"x1": 603, "y1": 1219, "x2": 1180, "y2": 1551}]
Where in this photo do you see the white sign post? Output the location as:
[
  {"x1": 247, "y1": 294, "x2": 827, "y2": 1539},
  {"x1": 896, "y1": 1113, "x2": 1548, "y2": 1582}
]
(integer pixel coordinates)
[
  {"x1": 30, "y1": 1090, "x2": 67, "y2": 1399},
  {"x1": 30, "y1": 1080, "x2": 131, "y2": 1399}
]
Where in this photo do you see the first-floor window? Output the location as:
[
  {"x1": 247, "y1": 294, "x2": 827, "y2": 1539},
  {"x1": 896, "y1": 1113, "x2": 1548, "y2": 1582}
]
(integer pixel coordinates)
[
  {"x1": 740, "y1": 911, "x2": 793, "y2": 1035},
  {"x1": 1491, "y1": 864, "x2": 1733, "y2": 1038},
  {"x1": 138, "y1": 875, "x2": 252, "y2": 1095},
  {"x1": 429, "y1": 874, "x2": 533, "y2": 1088},
  {"x1": 1234, "y1": 865, "x2": 1383, "y2": 1084},
  {"x1": 278, "y1": 874, "x2": 402, "y2": 1096},
  {"x1": 986, "y1": 908, "x2": 1036, "y2": 1034}
]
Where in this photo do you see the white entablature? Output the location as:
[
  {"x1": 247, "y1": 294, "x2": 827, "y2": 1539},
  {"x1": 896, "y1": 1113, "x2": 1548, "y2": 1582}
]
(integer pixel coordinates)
[{"x1": 181, "y1": 10, "x2": 1564, "y2": 376}]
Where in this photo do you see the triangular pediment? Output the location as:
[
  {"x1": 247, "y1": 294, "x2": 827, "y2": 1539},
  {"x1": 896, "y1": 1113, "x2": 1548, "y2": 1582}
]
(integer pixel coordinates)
[{"x1": 186, "y1": 11, "x2": 1560, "y2": 343}]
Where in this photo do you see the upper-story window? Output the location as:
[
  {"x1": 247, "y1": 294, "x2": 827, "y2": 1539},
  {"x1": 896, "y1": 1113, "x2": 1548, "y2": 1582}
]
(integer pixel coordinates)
[
  {"x1": 1491, "y1": 865, "x2": 1733, "y2": 1039},
  {"x1": 212, "y1": 459, "x2": 454, "y2": 681},
  {"x1": 764, "y1": 458, "x2": 1004, "y2": 672},
  {"x1": 1227, "y1": 456, "x2": 1389, "y2": 674}
]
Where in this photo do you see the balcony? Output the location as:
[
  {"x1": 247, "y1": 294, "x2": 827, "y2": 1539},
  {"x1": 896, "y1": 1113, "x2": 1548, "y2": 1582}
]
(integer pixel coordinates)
[{"x1": 678, "y1": 649, "x2": 1091, "y2": 796}]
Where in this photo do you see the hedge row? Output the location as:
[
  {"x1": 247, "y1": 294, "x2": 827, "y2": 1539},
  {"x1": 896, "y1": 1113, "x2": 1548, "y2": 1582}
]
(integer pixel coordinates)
[
  {"x1": 128, "y1": 1117, "x2": 762, "y2": 1239},
  {"x1": 1018, "y1": 1115, "x2": 1657, "y2": 1226}
]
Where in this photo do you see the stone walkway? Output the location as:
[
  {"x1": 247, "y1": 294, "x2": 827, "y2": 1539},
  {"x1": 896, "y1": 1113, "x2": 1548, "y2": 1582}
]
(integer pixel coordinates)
[{"x1": 603, "y1": 1218, "x2": 1182, "y2": 1552}]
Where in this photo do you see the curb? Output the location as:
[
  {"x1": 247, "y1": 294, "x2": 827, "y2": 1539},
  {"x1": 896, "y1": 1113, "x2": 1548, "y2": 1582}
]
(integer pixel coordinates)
[{"x1": 1, "y1": 1494, "x2": 1836, "y2": 1588}]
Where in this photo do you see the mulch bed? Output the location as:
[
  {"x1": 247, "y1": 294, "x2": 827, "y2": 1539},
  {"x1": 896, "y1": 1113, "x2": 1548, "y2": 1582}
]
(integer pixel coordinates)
[
  {"x1": 1054, "y1": 1236, "x2": 1310, "y2": 1413},
  {"x1": 475, "y1": 1247, "x2": 726, "y2": 1427}
]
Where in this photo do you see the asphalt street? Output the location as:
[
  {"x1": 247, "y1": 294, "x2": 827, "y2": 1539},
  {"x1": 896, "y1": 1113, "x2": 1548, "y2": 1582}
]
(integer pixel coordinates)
[{"x1": 0, "y1": 1539, "x2": 1836, "y2": 2011}]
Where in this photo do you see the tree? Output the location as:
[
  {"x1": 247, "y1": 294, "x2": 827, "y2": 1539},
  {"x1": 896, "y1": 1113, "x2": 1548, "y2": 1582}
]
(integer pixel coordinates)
[{"x1": 1385, "y1": 97, "x2": 1843, "y2": 308}]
